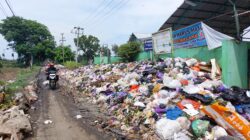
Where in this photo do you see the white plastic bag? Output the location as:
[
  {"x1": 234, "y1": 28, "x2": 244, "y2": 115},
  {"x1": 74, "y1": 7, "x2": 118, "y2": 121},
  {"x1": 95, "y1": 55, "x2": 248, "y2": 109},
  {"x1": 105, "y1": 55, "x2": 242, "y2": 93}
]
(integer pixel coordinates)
[
  {"x1": 156, "y1": 118, "x2": 181, "y2": 140},
  {"x1": 212, "y1": 126, "x2": 228, "y2": 139}
]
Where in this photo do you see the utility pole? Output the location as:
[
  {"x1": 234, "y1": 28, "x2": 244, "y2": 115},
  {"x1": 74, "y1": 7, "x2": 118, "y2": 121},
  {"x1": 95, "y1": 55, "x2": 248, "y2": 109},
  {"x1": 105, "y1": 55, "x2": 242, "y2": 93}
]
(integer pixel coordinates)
[
  {"x1": 71, "y1": 26, "x2": 84, "y2": 63},
  {"x1": 60, "y1": 33, "x2": 66, "y2": 63}
]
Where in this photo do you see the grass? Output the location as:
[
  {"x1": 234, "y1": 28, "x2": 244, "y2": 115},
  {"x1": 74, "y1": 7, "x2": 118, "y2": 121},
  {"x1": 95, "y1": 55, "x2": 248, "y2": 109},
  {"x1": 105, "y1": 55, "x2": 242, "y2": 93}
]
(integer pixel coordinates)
[
  {"x1": 63, "y1": 61, "x2": 81, "y2": 69},
  {"x1": 0, "y1": 66, "x2": 40, "y2": 110},
  {"x1": 0, "y1": 60, "x2": 18, "y2": 67},
  {"x1": 5, "y1": 66, "x2": 40, "y2": 93}
]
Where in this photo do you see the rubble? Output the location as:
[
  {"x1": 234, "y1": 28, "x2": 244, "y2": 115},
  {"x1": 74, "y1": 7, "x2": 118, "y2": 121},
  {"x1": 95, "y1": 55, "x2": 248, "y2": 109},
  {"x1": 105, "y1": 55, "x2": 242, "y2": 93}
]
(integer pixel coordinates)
[
  {"x1": 0, "y1": 106, "x2": 32, "y2": 139},
  {"x1": 24, "y1": 82, "x2": 38, "y2": 103},
  {"x1": 58, "y1": 57, "x2": 250, "y2": 140}
]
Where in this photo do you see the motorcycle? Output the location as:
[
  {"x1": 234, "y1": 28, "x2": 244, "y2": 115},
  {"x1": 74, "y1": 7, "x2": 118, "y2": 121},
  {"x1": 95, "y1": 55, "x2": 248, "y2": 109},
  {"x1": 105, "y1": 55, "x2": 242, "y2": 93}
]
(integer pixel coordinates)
[{"x1": 47, "y1": 71, "x2": 58, "y2": 89}]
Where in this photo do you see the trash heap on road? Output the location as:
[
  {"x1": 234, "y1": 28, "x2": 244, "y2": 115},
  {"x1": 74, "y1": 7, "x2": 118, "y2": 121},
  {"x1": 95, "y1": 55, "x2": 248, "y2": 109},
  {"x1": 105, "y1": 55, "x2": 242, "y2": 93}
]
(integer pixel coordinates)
[{"x1": 59, "y1": 58, "x2": 250, "y2": 140}]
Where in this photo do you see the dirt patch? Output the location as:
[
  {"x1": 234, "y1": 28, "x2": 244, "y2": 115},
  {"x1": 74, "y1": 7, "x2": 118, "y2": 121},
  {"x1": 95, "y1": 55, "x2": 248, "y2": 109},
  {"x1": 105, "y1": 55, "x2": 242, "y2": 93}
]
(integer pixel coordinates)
[
  {"x1": 27, "y1": 72, "x2": 114, "y2": 140},
  {"x1": 0, "y1": 67, "x2": 20, "y2": 81}
]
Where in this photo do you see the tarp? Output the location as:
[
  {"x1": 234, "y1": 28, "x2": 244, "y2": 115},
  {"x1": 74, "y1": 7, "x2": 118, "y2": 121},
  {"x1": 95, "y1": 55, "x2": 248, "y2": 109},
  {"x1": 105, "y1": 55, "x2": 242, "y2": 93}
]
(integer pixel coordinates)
[
  {"x1": 173, "y1": 22, "x2": 233, "y2": 50},
  {"x1": 152, "y1": 28, "x2": 173, "y2": 54},
  {"x1": 201, "y1": 22, "x2": 233, "y2": 50}
]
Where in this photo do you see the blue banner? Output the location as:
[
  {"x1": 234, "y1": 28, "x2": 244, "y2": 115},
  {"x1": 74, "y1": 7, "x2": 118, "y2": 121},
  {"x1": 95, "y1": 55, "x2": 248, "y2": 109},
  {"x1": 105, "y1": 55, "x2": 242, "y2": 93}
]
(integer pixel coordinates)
[
  {"x1": 144, "y1": 39, "x2": 153, "y2": 51},
  {"x1": 173, "y1": 22, "x2": 207, "y2": 48}
]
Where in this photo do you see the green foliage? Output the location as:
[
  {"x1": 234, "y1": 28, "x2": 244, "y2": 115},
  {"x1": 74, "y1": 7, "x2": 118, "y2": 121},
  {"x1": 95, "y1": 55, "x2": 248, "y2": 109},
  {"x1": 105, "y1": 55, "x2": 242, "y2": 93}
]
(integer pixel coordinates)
[
  {"x1": 75, "y1": 35, "x2": 100, "y2": 62},
  {"x1": 0, "y1": 80, "x2": 5, "y2": 86},
  {"x1": 112, "y1": 44, "x2": 119, "y2": 56},
  {"x1": 63, "y1": 61, "x2": 81, "y2": 70},
  {"x1": 5, "y1": 66, "x2": 40, "y2": 93},
  {"x1": 118, "y1": 42, "x2": 141, "y2": 62},
  {"x1": 0, "y1": 60, "x2": 18, "y2": 67},
  {"x1": 0, "y1": 62, "x2": 2, "y2": 68},
  {"x1": 1, "y1": 66, "x2": 40, "y2": 109},
  {"x1": 0, "y1": 16, "x2": 55, "y2": 65},
  {"x1": 0, "y1": 93, "x2": 15, "y2": 110},
  {"x1": 54, "y1": 46, "x2": 75, "y2": 63}
]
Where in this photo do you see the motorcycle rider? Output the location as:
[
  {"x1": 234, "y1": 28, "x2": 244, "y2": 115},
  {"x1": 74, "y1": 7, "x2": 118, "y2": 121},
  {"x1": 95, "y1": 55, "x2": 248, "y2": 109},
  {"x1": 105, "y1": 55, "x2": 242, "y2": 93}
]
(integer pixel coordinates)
[{"x1": 46, "y1": 63, "x2": 59, "y2": 81}]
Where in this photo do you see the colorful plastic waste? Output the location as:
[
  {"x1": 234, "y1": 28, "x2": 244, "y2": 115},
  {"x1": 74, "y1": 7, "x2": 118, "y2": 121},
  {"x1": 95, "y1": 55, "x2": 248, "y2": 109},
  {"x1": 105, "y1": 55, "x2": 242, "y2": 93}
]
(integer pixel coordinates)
[
  {"x1": 57, "y1": 58, "x2": 250, "y2": 140},
  {"x1": 191, "y1": 119, "x2": 209, "y2": 137}
]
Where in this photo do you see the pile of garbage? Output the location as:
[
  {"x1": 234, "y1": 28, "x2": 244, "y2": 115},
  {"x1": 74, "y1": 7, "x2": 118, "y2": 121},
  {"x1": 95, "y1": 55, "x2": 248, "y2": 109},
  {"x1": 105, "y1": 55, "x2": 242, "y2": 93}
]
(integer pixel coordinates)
[{"x1": 59, "y1": 58, "x2": 250, "y2": 140}]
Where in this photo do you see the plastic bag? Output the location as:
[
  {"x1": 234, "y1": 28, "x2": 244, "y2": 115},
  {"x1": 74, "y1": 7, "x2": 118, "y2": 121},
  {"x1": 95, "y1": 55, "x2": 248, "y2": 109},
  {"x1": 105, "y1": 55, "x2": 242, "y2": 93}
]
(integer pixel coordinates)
[
  {"x1": 185, "y1": 58, "x2": 198, "y2": 67},
  {"x1": 177, "y1": 117, "x2": 191, "y2": 130},
  {"x1": 177, "y1": 99, "x2": 201, "y2": 110},
  {"x1": 156, "y1": 118, "x2": 182, "y2": 140},
  {"x1": 174, "y1": 132, "x2": 191, "y2": 140},
  {"x1": 183, "y1": 93, "x2": 213, "y2": 105},
  {"x1": 212, "y1": 126, "x2": 228, "y2": 139},
  {"x1": 167, "y1": 80, "x2": 182, "y2": 89},
  {"x1": 191, "y1": 119, "x2": 209, "y2": 137},
  {"x1": 201, "y1": 102, "x2": 250, "y2": 140},
  {"x1": 166, "y1": 106, "x2": 183, "y2": 120},
  {"x1": 134, "y1": 101, "x2": 145, "y2": 108},
  {"x1": 183, "y1": 85, "x2": 201, "y2": 94}
]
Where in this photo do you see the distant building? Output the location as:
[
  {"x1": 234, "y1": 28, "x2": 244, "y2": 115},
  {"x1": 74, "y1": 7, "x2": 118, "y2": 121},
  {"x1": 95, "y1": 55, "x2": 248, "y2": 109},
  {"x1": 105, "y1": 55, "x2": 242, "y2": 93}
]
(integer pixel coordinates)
[{"x1": 129, "y1": 33, "x2": 152, "y2": 51}]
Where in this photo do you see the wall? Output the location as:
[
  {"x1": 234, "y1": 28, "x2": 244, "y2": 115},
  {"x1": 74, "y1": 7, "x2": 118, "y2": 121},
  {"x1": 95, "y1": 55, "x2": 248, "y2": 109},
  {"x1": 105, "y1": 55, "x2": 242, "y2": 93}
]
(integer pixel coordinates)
[
  {"x1": 94, "y1": 56, "x2": 122, "y2": 64},
  {"x1": 174, "y1": 47, "x2": 222, "y2": 65},
  {"x1": 222, "y1": 40, "x2": 250, "y2": 88},
  {"x1": 135, "y1": 51, "x2": 152, "y2": 61},
  {"x1": 94, "y1": 46, "x2": 222, "y2": 65}
]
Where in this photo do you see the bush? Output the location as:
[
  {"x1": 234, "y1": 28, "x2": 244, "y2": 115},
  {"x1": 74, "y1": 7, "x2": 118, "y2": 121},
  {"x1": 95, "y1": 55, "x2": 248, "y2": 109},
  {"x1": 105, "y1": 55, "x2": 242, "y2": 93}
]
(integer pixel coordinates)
[
  {"x1": 0, "y1": 62, "x2": 2, "y2": 68},
  {"x1": 63, "y1": 61, "x2": 81, "y2": 69},
  {"x1": 118, "y1": 42, "x2": 141, "y2": 62}
]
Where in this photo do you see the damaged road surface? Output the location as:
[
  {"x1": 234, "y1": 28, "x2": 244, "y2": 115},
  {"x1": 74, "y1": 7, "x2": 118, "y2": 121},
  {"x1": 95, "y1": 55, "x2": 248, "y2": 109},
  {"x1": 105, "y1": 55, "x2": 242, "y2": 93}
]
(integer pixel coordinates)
[{"x1": 28, "y1": 72, "x2": 112, "y2": 140}]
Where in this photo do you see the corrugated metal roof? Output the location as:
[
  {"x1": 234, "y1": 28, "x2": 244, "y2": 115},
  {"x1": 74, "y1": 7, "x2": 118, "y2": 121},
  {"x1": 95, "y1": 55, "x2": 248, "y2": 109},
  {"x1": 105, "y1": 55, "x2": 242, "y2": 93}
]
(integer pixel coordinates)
[{"x1": 159, "y1": 0, "x2": 250, "y2": 38}]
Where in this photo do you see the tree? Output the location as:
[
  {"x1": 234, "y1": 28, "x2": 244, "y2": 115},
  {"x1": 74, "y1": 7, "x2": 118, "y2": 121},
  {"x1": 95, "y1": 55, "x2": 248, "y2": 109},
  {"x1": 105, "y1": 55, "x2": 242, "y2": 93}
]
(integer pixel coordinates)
[
  {"x1": 112, "y1": 44, "x2": 119, "y2": 56},
  {"x1": 100, "y1": 46, "x2": 111, "y2": 57},
  {"x1": 128, "y1": 33, "x2": 137, "y2": 42},
  {"x1": 54, "y1": 45, "x2": 75, "y2": 63},
  {"x1": 118, "y1": 42, "x2": 141, "y2": 62},
  {"x1": 0, "y1": 16, "x2": 55, "y2": 65},
  {"x1": 74, "y1": 35, "x2": 100, "y2": 62}
]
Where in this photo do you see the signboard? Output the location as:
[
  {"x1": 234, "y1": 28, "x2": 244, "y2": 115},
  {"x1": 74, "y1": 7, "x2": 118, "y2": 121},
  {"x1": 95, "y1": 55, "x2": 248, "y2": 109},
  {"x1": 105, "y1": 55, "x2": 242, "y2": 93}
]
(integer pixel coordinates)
[
  {"x1": 152, "y1": 28, "x2": 173, "y2": 54},
  {"x1": 144, "y1": 39, "x2": 153, "y2": 51},
  {"x1": 173, "y1": 22, "x2": 207, "y2": 48}
]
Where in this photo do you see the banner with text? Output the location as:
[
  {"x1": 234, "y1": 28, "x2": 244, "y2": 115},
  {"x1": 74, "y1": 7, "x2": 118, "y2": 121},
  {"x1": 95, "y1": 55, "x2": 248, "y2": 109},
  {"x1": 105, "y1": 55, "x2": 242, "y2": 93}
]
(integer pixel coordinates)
[
  {"x1": 152, "y1": 28, "x2": 173, "y2": 54},
  {"x1": 144, "y1": 39, "x2": 153, "y2": 51},
  {"x1": 173, "y1": 22, "x2": 207, "y2": 49}
]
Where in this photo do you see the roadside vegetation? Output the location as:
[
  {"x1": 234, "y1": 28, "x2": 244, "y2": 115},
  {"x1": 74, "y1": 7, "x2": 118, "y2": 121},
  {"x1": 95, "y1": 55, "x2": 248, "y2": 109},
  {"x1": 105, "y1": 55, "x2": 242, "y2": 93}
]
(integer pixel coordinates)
[
  {"x1": 0, "y1": 60, "x2": 40, "y2": 110},
  {"x1": 63, "y1": 61, "x2": 81, "y2": 69}
]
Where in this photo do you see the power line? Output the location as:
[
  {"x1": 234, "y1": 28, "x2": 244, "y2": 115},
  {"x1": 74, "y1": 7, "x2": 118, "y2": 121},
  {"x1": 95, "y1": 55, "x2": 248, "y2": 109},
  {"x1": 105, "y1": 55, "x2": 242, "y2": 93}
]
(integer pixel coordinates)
[
  {"x1": 6, "y1": 0, "x2": 14, "y2": 14},
  {"x1": 0, "y1": 1, "x2": 8, "y2": 17},
  {"x1": 5, "y1": 0, "x2": 15, "y2": 16},
  {"x1": 82, "y1": 0, "x2": 107, "y2": 24},
  {"x1": 86, "y1": 0, "x2": 125, "y2": 30},
  {"x1": 88, "y1": 0, "x2": 130, "y2": 31},
  {"x1": 83, "y1": 0, "x2": 115, "y2": 27}
]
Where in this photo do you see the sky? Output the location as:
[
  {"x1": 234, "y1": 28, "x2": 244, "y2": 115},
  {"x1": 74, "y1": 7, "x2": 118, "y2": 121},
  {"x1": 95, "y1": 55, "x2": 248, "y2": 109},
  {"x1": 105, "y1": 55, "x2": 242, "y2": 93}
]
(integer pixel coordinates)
[
  {"x1": 0, "y1": 0, "x2": 184, "y2": 59},
  {"x1": 0, "y1": 0, "x2": 249, "y2": 60}
]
